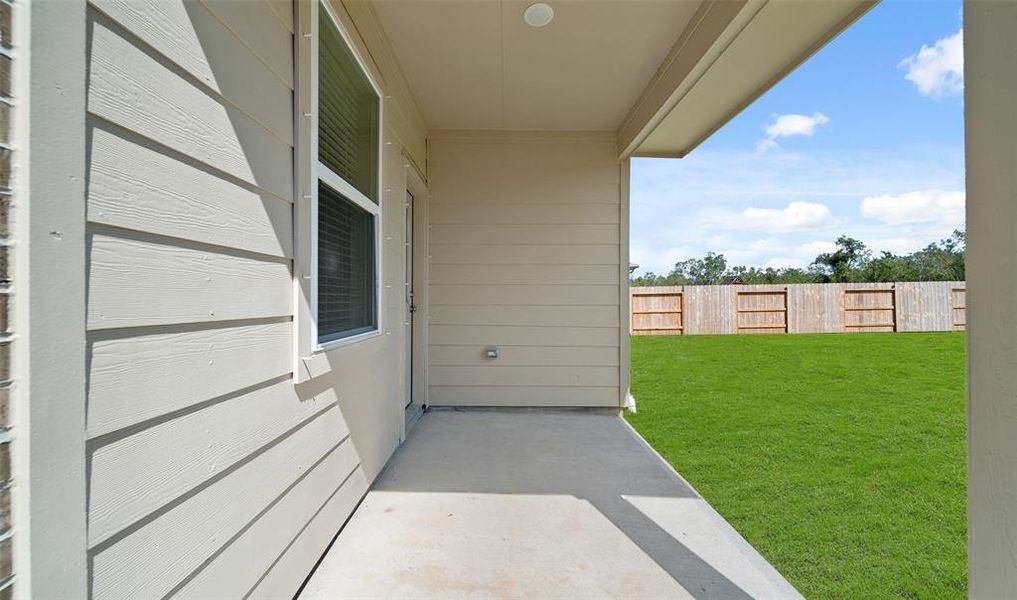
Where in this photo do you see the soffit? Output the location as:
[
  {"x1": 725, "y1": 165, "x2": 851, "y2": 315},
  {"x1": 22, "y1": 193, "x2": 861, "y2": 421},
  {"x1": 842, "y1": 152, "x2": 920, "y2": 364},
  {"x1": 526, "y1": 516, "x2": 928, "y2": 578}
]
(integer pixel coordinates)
[{"x1": 372, "y1": 0, "x2": 702, "y2": 131}]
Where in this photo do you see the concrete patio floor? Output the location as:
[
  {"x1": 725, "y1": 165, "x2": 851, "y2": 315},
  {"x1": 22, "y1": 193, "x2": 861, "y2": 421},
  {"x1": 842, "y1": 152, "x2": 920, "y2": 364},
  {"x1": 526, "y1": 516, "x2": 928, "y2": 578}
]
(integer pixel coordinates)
[{"x1": 298, "y1": 408, "x2": 801, "y2": 599}]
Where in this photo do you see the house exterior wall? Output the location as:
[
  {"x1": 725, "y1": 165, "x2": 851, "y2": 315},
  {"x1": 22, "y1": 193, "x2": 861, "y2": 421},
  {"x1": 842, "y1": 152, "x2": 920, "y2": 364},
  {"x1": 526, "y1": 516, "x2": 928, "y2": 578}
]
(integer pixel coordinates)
[
  {"x1": 76, "y1": 1, "x2": 426, "y2": 598},
  {"x1": 427, "y1": 133, "x2": 627, "y2": 408}
]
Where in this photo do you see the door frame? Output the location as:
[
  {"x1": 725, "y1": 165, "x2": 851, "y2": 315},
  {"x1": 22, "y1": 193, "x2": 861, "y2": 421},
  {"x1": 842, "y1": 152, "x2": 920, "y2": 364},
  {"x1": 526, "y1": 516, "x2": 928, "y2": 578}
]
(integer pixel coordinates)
[{"x1": 403, "y1": 159, "x2": 429, "y2": 434}]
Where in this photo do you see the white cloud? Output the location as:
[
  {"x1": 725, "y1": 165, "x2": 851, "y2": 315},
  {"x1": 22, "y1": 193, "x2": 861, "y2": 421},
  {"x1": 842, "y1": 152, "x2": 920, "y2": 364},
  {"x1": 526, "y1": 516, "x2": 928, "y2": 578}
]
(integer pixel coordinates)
[
  {"x1": 756, "y1": 112, "x2": 830, "y2": 151},
  {"x1": 796, "y1": 240, "x2": 839, "y2": 258},
  {"x1": 702, "y1": 201, "x2": 836, "y2": 233},
  {"x1": 860, "y1": 190, "x2": 964, "y2": 226},
  {"x1": 629, "y1": 147, "x2": 965, "y2": 272},
  {"x1": 629, "y1": 245, "x2": 696, "y2": 276},
  {"x1": 899, "y1": 29, "x2": 963, "y2": 98}
]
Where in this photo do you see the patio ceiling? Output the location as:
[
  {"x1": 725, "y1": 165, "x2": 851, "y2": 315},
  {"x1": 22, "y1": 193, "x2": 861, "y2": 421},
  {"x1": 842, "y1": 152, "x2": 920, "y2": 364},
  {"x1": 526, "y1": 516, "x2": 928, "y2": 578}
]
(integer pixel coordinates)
[
  {"x1": 370, "y1": 0, "x2": 875, "y2": 159},
  {"x1": 372, "y1": 0, "x2": 701, "y2": 131}
]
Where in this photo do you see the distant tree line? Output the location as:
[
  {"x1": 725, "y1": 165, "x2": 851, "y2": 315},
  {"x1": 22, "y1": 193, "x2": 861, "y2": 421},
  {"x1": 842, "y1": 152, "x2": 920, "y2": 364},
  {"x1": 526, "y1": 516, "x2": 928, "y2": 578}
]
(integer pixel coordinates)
[{"x1": 631, "y1": 230, "x2": 965, "y2": 286}]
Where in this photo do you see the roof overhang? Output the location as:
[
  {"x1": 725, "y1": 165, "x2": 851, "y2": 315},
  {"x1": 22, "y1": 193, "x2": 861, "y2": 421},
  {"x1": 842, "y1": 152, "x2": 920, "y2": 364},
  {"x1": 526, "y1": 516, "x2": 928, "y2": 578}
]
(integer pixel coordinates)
[{"x1": 617, "y1": 0, "x2": 877, "y2": 160}]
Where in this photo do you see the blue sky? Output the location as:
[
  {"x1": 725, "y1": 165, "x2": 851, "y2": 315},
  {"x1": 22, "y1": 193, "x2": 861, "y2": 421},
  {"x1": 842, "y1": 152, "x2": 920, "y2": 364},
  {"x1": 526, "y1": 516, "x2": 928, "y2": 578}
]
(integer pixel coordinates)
[{"x1": 630, "y1": 0, "x2": 965, "y2": 276}]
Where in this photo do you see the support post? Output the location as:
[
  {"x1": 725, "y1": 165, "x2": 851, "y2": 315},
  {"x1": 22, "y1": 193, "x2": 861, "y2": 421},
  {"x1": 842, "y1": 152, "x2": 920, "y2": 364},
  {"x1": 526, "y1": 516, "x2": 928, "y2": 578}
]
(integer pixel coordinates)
[{"x1": 965, "y1": 1, "x2": 1017, "y2": 595}]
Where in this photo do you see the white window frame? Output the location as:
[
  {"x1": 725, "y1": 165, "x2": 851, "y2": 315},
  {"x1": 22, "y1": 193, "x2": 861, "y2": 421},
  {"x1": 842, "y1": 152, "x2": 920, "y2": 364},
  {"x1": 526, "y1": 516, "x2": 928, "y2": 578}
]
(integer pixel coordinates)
[{"x1": 299, "y1": 0, "x2": 384, "y2": 354}]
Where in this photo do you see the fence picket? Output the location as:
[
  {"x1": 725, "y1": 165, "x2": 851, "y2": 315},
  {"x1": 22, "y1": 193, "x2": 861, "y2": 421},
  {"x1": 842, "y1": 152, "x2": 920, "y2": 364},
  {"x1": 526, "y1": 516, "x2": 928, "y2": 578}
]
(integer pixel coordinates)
[{"x1": 630, "y1": 281, "x2": 965, "y2": 336}]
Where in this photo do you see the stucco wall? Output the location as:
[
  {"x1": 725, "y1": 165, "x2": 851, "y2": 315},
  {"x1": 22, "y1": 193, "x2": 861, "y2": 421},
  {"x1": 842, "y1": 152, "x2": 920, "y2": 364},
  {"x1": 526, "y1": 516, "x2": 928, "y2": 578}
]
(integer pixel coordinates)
[{"x1": 426, "y1": 133, "x2": 627, "y2": 408}]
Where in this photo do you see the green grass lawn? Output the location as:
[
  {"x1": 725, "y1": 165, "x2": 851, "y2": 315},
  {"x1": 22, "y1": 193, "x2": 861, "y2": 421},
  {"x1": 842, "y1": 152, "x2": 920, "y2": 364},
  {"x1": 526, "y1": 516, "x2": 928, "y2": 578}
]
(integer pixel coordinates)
[{"x1": 626, "y1": 333, "x2": 966, "y2": 599}]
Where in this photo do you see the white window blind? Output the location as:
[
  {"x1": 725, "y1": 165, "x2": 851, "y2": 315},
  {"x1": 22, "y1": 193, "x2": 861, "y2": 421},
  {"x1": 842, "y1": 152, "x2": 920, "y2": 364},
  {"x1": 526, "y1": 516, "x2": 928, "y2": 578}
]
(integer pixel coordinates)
[{"x1": 318, "y1": 6, "x2": 377, "y2": 203}]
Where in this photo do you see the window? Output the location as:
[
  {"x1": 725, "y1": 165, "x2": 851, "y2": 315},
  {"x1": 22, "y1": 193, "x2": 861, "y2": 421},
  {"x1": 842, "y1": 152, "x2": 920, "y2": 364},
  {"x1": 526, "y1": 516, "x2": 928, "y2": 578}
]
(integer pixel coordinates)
[
  {"x1": 314, "y1": 3, "x2": 381, "y2": 346},
  {"x1": 317, "y1": 181, "x2": 376, "y2": 342}
]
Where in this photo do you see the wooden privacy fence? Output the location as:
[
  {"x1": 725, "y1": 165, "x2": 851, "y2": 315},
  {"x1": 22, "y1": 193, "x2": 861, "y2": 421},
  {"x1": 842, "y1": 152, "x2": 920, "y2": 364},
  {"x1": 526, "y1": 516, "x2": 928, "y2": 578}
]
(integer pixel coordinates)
[{"x1": 631, "y1": 281, "x2": 966, "y2": 336}]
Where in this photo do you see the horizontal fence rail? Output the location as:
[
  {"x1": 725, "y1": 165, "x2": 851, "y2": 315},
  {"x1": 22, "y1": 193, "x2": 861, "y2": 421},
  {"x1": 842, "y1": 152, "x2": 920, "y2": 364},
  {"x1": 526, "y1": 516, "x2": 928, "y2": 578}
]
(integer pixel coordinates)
[{"x1": 630, "y1": 281, "x2": 966, "y2": 336}]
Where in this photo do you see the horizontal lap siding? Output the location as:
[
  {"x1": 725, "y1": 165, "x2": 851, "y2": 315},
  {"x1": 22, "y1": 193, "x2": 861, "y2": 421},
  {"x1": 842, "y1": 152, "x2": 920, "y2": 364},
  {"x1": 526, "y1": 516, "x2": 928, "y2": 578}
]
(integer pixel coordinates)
[
  {"x1": 87, "y1": 233, "x2": 292, "y2": 328},
  {"x1": 428, "y1": 137, "x2": 622, "y2": 408},
  {"x1": 84, "y1": 3, "x2": 363, "y2": 598},
  {"x1": 430, "y1": 305, "x2": 619, "y2": 327},
  {"x1": 88, "y1": 13, "x2": 292, "y2": 199},
  {"x1": 88, "y1": 127, "x2": 293, "y2": 258},
  {"x1": 431, "y1": 223, "x2": 620, "y2": 245},
  {"x1": 90, "y1": 409, "x2": 347, "y2": 599},
  {"x1": 87, "y1": 321, "x2": 294, "y2": 436}
]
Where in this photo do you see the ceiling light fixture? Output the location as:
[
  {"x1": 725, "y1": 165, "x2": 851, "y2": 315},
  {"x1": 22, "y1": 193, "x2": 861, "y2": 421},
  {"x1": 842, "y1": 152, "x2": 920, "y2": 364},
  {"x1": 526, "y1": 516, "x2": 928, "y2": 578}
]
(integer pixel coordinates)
[{"x1": 523, "y1": 3, "x2": 554, "y2": 28}]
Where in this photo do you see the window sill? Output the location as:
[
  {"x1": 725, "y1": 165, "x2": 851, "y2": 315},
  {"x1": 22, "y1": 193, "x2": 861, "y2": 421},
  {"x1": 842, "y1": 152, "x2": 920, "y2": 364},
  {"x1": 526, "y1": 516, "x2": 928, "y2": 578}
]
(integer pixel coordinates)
[{"x1": 317, "y1": 328, "x2": 382, "y2": 352}]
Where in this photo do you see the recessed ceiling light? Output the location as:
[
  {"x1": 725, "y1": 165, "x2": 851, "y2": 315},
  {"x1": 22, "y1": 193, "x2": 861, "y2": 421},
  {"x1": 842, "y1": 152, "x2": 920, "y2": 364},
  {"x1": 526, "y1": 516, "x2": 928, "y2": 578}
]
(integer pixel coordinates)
[{"x1": 523, "y1": 3, "x2": 554, "y2": 28}]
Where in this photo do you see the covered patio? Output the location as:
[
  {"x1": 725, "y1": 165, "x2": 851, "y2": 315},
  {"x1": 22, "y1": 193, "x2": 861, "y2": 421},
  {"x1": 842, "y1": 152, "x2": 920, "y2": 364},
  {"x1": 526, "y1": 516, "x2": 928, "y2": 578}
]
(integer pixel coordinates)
[
  {"x1": 299, "y1": 409, "x2": 800, "y2": 599},
  {"x1": 28, "y1": 0, "x2": 1017, "y2": 596}
]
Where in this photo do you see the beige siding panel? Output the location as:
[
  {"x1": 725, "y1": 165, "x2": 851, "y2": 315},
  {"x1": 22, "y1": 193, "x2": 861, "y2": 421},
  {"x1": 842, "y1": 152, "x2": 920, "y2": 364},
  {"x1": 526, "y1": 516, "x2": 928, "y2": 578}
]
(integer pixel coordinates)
[
  {"x1": 90, "y1": 0, "x2": 294, "y2": 141},
  {"x1": 430, "y1": 203, "x2": 619, "y2": 225},
  {"x1": 431, "y1": 223, "x2": 620, "y2": 246},
  {"x1": 429, "y1": 140, "x2": 618, "y2": 205},
  {"x1": 431, "y1": 244, "x2": 619, "y2": 266},
  {"x1": 430, "y1": 345, "x2": 619, "y2": 367},
  {"x1": 90, "y1": 408, "x2": 346, "y2": 599},
  {"x1": 427, "y1": 136, "x2": 621, "y2": 408},
  {"x1": 200, "y1": 0, "x2": 295, "y2": 88},
  {"x1": 265, "y1": 0, "x2": 294, "y2": 33},
  {"x1": 89, "y1": 381, "x2": 337, "y2": 546},
  {"x1": 430, "y1": 325, "x2": 618, "y2": 347},
  {"x1": 430, "y1": 284, "x2": 618, "y2": 306},
  {"x1": 88, "y1": 321, "x2": 292, "y2": 437},
  {"x1": 88, "y1": 127, "x2": 293, "y2": 258},
  {"x1": 430, "y1": 366, "x2": 619, "y2": 387},
  {"x1": 435, "y1": 180, "x2": 620, "y2": 205},
  {"x1": 181, "y1": 459, "x2": 366, "y2": 599},
  {"x1": 247, "y1": 469, "x2": 369, "y2": 600},
  {"x1": 87, "y1": 233, "x2": 292, "y2": 329},
  {"x1": 430, "y1": 305, "x2": 619, "y2": 328},
  {"x1": 429, "y1": 138, "x2": 618, "y2": 205},
  {"x1": 429, "y1": 386, "x2": 619, "y2": 407},
  {"x1": 430, "y1": 264, "x2": 618, "y2": 285},
  {"x1": 88, "y1": 17, "x2": 292, "y2": 200}
]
